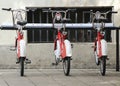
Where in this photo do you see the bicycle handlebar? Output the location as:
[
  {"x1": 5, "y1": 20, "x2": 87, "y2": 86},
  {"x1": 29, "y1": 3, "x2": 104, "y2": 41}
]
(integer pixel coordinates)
[
  {"x1": 109, "y1": 11, "x2": 118, "y2": 13},
  {"x1": 2, "y1": 8, "x2": 11, "y2": 11},
  {"x1": 90, "y1": 10, "x2": 117, "y2": 15},
  {"x1": 43, "y1": 8, "x2": 76, "y2": 13},
  {"x1": 2, "y1": 8, "x2": 28, "y2": 12},
  {"x1": 43, "y1": 8, "x2": 76, "y2": 29},
  {"x1": 90, "y1": 10, "x2": 117, "y2": 22},
  {"x1": 43, "y1": 8, "x2": 75, "y2": 22},
  {"x1": 2, "y1": 8, "x2": 28, "y2": 29},
  {"x1": 90, "y1": 10, "x2": 117, "y2": 30}
]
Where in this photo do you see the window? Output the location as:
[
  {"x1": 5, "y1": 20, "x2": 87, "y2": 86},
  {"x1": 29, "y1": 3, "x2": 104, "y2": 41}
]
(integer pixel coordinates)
[{"x1": 27, "y1": 7, "x2": 113, "y2": 43}]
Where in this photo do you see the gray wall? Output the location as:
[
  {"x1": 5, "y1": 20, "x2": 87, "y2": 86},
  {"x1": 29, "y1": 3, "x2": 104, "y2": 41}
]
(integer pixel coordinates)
[{"x1": 0, "y1": 43, "x2": 119, "y2": 69}]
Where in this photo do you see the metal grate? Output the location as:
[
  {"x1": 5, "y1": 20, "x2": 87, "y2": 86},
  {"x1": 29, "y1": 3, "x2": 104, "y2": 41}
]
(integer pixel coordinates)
[{"x1": 27, "y1": 7, "x2": 113, "y2": 43}]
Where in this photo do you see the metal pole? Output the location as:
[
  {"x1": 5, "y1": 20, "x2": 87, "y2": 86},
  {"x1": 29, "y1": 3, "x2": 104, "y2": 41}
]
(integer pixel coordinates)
[
  {"x1": 116, "y1": 29, "x2": 119, "y2": 71},
  {"x1": 31, "y1": 9, "x2": 35, "y2": 42}
]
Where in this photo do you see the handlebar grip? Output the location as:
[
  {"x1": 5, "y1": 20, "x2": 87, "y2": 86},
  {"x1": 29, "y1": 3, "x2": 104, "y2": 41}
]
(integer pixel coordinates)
[
  {"x1": 111, "y1": 11, "x2": 118, "y2": 13},
  {"x1": 2, "y1": 8, "x2": 11, "y2": 11}
]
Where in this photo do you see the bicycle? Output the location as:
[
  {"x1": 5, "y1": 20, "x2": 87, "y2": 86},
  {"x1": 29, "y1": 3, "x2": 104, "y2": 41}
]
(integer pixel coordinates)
[
  {"x1": 91, "y1": 10, "x2": 117, "y2": 76},
  {"x1": 43, "y1": 8, "x2": 74, "y2": 76},
  {"x1": 2, "y1": 8, "x2": 31, "y2": 76}
]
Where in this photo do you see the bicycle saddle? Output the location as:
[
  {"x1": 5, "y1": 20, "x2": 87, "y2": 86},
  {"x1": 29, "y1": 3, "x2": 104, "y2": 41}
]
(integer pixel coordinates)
[
  {"x1": 17, "y1": 21, "x2": 27, "y2": 26},
  {"x1": 62, "y1": 18, "x2": 71, "y2": 23}
]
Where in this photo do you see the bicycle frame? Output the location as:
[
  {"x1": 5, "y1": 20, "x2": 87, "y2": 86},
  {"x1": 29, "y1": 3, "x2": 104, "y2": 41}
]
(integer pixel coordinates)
[
  {"x1": 91, "y1": 11, "x2": 111, "y2": 58},
  {"x1": 52, "y1": 10, "x2": 72, "y2": 59},
  {"x1": 97, "y1": 32, "x2": 102, "y2": 58},
  {"x1": 17, "y1": 30, "x2": 26, "y2": 58},
  {"x1": 95, "y1": 31, "x2": 107, "y2": 58},
  {"x1": 91, "y1": 10, "x2": 117, "y2": 76},
  {"x1": 51, "y1": 9, "x2": 73, "y2": 76},
  {"x1": 11, "y1": 9, "x2": 27, "y2": 58},
  {"x1": 2, "y1": 8, "x2": 30, "y2": 76},
  {"x1": 56, "y1": 30, "x2": 66, "y2": 58}
]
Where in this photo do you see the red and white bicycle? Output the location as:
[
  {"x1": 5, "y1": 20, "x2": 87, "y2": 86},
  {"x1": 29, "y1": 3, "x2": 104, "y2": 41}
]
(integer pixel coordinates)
[
  {"x1": 2, "y1": 8, "x2": 31, "y2": 76},
  {"x1": 91, "y1": 10, "x2": 117, "y2": 76},
  {"x1": 43, "y1": 8, "x2": 74, "y2": 76}
]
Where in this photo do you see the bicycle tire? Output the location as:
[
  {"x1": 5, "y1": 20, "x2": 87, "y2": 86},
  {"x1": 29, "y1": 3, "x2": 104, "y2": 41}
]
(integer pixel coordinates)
[
  {"x1": 100, "y1": 56, "x2": 106, "y2": 76},
  {"x1": 94, "y1": 51, "x2": 100, "y2": 65},
  {"x1": 20, "y1": 57, "x2": 25, "y2": 76},
  {"x1": 63, "y1": 57, "x2": 71, "y2": 76}
]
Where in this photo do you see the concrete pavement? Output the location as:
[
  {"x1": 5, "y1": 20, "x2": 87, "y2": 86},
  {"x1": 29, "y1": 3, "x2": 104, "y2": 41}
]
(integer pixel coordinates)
[{"x1": 0, "y1": 69, "x2": 120, "y2": 86}]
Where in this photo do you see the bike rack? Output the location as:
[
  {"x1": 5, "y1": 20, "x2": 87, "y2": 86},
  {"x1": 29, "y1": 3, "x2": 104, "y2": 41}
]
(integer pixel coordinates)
[
  {"x1": 0, "y1": 23, "x2": 116, "y2": 29},
  {"x1": 0, "y1": 23, "x2": 120, "y2": 71},
  {"x1": 116, "y1": 29, "x2": 119, "y2": 71}
]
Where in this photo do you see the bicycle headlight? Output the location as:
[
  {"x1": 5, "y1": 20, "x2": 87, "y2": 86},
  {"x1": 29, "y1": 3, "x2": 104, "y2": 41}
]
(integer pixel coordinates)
[
  {"x1": 95, "y1": 11, "x2": 101, "y2": 20},
  {"x1": 55, "y1": 12, "x2": 61, "y2": 21}
]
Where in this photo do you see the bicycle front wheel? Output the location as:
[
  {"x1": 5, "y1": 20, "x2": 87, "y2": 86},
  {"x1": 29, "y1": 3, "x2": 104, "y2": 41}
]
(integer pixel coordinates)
[
  {"x1": 20, "y1": 57, "x2": 25, "y2": 76},
  {"x1": 63, "y1": 57, "x2": 71, "y2": 76},
  {"x1": 100, "y1": 56, "x2": 106, "y2": 76}
]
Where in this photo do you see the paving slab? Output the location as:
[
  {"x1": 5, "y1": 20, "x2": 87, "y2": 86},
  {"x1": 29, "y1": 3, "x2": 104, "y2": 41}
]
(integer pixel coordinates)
[{"x1": 0, "y1": 69, "x2": 119, "y2": 86}]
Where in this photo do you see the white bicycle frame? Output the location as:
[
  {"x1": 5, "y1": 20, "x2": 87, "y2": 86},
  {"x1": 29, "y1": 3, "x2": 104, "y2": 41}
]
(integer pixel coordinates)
[
  {"x1": 9, "y1": 8, "x2": 27, "y2": 58},
  {"x1": 52, "y1": 10, "x2": 72, "y2": 59},
  {"x1": 55, "y1": 38, "x2": 72, "y2": 58},
  {"x1": 96, "y1": 39, "x2": 107, "y2": 56}
]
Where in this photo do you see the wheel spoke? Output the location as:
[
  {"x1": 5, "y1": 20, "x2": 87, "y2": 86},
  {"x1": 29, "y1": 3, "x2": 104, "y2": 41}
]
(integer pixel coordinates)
[{"x1": 63, "y1": 57, "x2": 71, "y2": 76}]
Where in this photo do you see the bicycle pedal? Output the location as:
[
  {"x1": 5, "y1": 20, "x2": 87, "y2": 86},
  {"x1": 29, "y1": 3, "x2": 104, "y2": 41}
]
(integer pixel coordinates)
[
  {"x1": 106, "y1": 57, "x2": 109, "y2": 60},
  {"x1": 60, "y1": 60, "x2": 62, "y2": 62},
  {"x1": 52, "y1": 62, "x2": 58, "y2": 66},
  {"x1": 10, "y1": 48, "x2": 16, "y2": 51},
  {"x1": 26, "y1": 61, "x2": 31, "y2": 64},
  {"x1": 16, "y1": 61, "x2": 20, "y2": 64},
  {"x1": 25, "y1": 60, "x2": 31, "y2": 64},
  {"x1": 16, "y1": 59, "x2": 20, "y2": 64}
]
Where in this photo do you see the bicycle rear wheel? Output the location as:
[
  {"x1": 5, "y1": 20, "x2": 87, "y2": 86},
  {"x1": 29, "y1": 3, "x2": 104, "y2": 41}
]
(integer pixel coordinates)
[
  {"x1": 63, "y1": 57, "x2": 71, "y2": 76},
  {"x1": 100, "y1": 56, "x2": 106, "y2": 76},
  {"x1": 20, "y1": 57, "x2": 25, "y2": 76}
]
